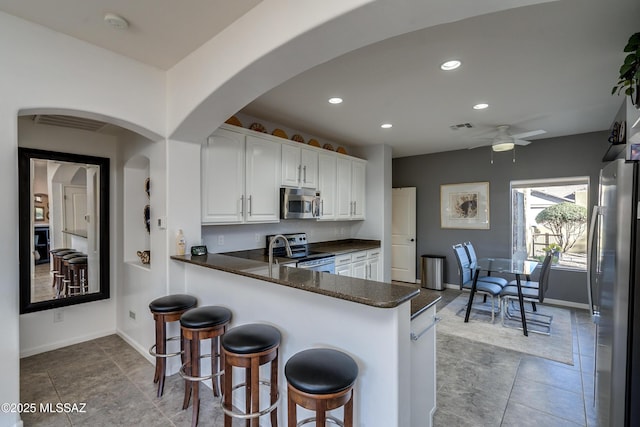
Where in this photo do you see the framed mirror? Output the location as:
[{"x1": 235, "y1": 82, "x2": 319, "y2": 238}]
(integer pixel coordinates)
[{"x1": 19, "y1": 148, "x2": 110, "y2": 313}]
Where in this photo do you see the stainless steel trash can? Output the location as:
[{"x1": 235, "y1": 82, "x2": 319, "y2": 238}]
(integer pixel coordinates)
[{"x1": 421, "y1": 254, "x2": 445, "y2": 290}]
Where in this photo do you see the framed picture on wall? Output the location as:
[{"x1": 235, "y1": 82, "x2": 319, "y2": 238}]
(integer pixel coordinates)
[
  {"x1": 440, "y1": 182, "x2": 490, "y2": 229},
  {"x1": 34, "y1": 206, "x2": 45, "y2": 221}
]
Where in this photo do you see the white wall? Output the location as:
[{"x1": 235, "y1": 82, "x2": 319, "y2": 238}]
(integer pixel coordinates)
[
  {"x1": 17, "y1": 119, "x2": 120, "y2": 357},
  {"x1": 0, "y1": 11, "x2": 165, "y2": 427}
]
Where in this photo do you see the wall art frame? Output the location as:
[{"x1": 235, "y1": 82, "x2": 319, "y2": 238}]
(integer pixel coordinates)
[{"x1": 440, "y1": 181, "x2": 490, "y2": 229}]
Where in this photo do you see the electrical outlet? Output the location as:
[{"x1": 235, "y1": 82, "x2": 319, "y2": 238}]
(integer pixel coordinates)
[
  {"x1": 129, "y1": 310, "x2": 136, "y2": 320},
  {"x1": 218, "y1": 235, "x2": 225, "y2": 245},
  {"x1": 53, "y1": 311, "x2": 63, "y2": 323}
]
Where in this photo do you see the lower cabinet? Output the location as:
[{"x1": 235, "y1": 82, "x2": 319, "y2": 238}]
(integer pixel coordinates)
[
  {"x1": 335, "y1": 249, "x2": 382, "y2": 280},
  {"x1": 410, "y1": 304, "x2": 438, "y2": 427},
  {"x1": 335, "y1": 253, "x2": 352, "y2": 276}
]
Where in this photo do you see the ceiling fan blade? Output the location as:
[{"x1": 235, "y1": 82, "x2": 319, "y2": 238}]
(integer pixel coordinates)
[
  {"x1": 511, "y1": 129, "x2": 546, "y2": 139},
  {"x1": 467, "y1": 141, "x2": 490, "y2": 150},
  {"x1": 514, "y1": 138, "x2": 532, "y2": 146}
]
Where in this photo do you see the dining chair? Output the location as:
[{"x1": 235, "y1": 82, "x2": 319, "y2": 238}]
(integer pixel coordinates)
[
  {"x1": 499, "y1": 253, "x2": 553, "y2": 335},
  {"x1": 462, "y1": 242, "x2": 508, "y2": 288},
  {"x1": 452, "y1": 244, "x2": 503, "y2": 322}
]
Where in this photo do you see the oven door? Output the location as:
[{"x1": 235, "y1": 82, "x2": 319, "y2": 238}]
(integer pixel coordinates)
[
  {"x1": 296, "y1": 256, "x2": 335, "y2": 274},
  {"x1": 280, "y1": 188, "x2": 320, "y2": 219}
]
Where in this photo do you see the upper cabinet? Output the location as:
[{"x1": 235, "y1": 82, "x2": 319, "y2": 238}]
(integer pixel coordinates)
[
  {"x1": 281, "y1": 142, "x2": 318, "y2": 189},
  {"x1": 317, "y1": 151, "x2": 337, "y2": 220},
  {"x1": 202, "y1": 124, "x2": 365, "y2": 224},
  {"x1": 336, "y1": 157, "x2": 366, "y2": 220},
  {"x1": 202, "y1": 127, "x2": 281, "y2": 224}
]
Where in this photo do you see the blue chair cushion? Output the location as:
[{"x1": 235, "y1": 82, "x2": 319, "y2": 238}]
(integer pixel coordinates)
[
  {"x1": 507, "y1": 279, "x2": 539, "y2": 289},
  {"x1": 285, "y1": 348, "x2": 358, "y2": 395},
  {"x1": 500, "y1": 285, "x2": 539, "y2": 299},
  {"x1": 462, "y1": 280, "x2": 503, "y2": 296},
  {"x1": 478, "y1": 275, "x2": 508, "y2": 287}
]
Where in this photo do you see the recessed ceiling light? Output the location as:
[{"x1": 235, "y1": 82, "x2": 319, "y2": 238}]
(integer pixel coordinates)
[
  {"x1": 381, "y1": 123, "x2": 393, "y2": 129},
  {"x1": 440, "y1": 60, "x2": 461, "y2": 71},
  {"x1": 328, "y1": 97, "x2": 343, "y2": 104},
  {"x1": 473, "y1": 103, "x2": 489, "y2": 110},
  {"x1": 104, "y1": 13, "x2": 129, "y2": 29}
]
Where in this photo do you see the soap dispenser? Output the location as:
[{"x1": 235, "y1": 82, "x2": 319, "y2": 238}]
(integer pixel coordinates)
[{"x1": 176, "y1": 229, "x2": 186, "y2": 255}]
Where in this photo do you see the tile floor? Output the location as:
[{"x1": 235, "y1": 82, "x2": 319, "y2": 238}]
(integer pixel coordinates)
[{"x1": 20, "y1": 289, "x2": 599, "y2": 426}]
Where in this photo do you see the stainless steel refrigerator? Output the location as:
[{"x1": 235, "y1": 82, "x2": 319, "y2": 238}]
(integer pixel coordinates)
[{"x1": 588, "y1": 158, "x2": 640, "y2": 427}]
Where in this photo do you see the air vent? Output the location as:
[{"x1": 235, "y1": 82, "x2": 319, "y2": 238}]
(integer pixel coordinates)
[
  {"x1": 33, "y1": 115, "x2": 107, "y2": 132},
  {"x1": 449, "y1": 123, "x2": 474, "y2": 131}
]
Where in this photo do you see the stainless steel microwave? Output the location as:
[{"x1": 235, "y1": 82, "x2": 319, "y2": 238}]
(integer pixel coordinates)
[{"x1": 280, "y1": 188, "x2": 321, "y2": 219}]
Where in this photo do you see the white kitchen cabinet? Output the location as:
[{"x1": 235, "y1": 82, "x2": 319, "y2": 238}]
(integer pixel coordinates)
[
  {"x1": 281, "y1": 143, "x2": 318, "y2": 189},
  {"x1": 202, "y1": 128, "x2": 281, "y2": 224},
  {"x1": 410, "y1": 304, "x2": 438, "y2": 427},
  {"x1": 244, "y1": 135, "x2": 282, "y2": 223},
  {"x1": 351, "y1": 159, "x2": 366, "y2": 220},
  {"x1": 366, "y1": 249, "x2": 381, "y2": 281},
  {"x1": 317, "y1": 151, "x2": 337, "y2": 220},
  {"x1": 350, "y1": 250, "x2": 368, "y2": 279},
  {"x1": 336, "y1": 157, "x2": 366, "y2": 220},
  {"x1": 202, "y1": 128, "x2": 245, "y2": 223}
]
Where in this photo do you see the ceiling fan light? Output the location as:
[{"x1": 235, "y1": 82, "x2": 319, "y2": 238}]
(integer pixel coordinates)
[
  {"x1": 492, "y1": 141, "x2": 515, "y2": 152},
  {"x1": 440, "y1": 60, "x2": 461, "y2": 71}
]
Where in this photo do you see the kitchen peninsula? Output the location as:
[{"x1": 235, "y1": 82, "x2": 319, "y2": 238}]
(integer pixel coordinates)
[{"x1": 171, "y1": 252, "x2": 440, "y2": 426}]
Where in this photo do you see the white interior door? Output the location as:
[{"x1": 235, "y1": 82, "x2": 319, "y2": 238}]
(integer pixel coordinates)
[
  {"x1": 392, "y1": 187, "x2": 416, "y2": 283},
  {"x1": 63, "y1": 186, "x2": 87, "y2": 232}
]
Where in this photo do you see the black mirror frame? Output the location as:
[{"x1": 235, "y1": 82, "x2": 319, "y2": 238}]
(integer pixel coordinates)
[{"x1": 18, "y1": 147, "x2": 110, "y2": 314}]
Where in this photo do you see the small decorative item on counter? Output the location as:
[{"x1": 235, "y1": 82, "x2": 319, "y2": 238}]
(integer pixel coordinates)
[
  {"x1": 190, "y1": 245, "x2": 207, "y2": 256},
  {"x1": 308, "y1": 139, "x2": 321, "y2": 147},
  {"x1": 271, "y1": 128, "x2": 288, "y2": 139},
  {"x1": 336, "y1": 146, "x2": 348, "y2": 155},
  {"x1": 224, "y1": 116, "x2": 243, "y2": 127},
  {"x1": 249, "y1": 122, "x2": 267, "y2": 133},
  {"x1": 322, "y1": 143, "x2": 335, "y2": 151},
  {"x1": 137, "y1": 250, "x2": 150, "y2": 264},
  {"x1": 176, "y1": 229, "x2": 186, "y2": 255}
]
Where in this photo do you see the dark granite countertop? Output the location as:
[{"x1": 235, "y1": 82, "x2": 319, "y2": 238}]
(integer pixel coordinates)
[
  {"x1": 308, "y1": 239, "x2": 381, "y2": 255},
  {"x1": 171, "y1": 253, "x2": 421, "y2": 309},
  {"x1": 410, "y1": 290, "x2": 442, "y2": 319}
]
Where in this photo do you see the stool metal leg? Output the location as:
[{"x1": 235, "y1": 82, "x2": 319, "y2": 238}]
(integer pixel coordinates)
[{"x1": 271, "y1": 352, "x2": 279, "y2": 427}]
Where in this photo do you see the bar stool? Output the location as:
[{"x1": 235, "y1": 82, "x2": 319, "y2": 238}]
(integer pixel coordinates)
[
  {"x1": 148, "y1": 294, "x2": 198, "y2": 397},
  {"x1": 179, "y1": 306, "x2": 232, "y2": 427},
  {"x1": 65, "y1": 256, "x2": 88, "y2": 296},
  {"x1": 61, "y1": 253, "x2": 85, "y2": 297},
  {"x1": 51, "y1": 249, "x2": 76, "y2": 291},
  {"x1": 221, "y1": 323, "x2": 281, "y2": 427},
  {"x1": 285, "y1": 348, "x2": 358, "y2": 427}
]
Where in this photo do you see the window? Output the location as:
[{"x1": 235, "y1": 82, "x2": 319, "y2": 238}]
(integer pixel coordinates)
[{"x1": 511, "y1": 177, "x2": 589, "y2": 271}]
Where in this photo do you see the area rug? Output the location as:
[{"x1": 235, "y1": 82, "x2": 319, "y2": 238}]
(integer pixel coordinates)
[{"x1": 437, "y1": 294, "x2": 574, "y2": 365}]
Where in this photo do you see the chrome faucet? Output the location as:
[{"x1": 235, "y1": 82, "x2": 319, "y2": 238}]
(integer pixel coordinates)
[{"x1": 268, "y1": 234, "x2": 292, "y2": 277}]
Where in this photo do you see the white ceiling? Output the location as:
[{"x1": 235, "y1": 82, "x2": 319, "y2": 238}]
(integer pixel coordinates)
[
  {"x1": 0, "y1": 0, "x2": 262, "y2": 70},
  {"x1": 1, "y1": 0, "x2": 637, "y2": 158}
]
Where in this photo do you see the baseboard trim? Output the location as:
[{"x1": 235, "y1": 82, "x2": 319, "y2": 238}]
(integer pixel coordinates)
[
  {"x1": 20, "y1": 328, "x2": 116, "y2": 358},
  {"x1": 543, "y1": 298, "x2": 589, "y2": 310}
]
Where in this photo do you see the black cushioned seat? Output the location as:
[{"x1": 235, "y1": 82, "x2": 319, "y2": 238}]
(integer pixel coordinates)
[
  {"x1": 221, "y1": 324, "x2": 281, "y2": 354},
  {"x1": 149, "y1": 294, "x2": 198, "y2": 313},
  {"x1": 180, "y1": 306, "x2": 232, "y2": 329},
  {"x1": 285, "y1": 348, "x2": 358, "y2": 394}
]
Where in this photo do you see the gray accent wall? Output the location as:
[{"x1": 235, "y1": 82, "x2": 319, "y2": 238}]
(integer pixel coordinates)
[{"x1": 392, "y1": 131, "x2": 611, "y2": 304}]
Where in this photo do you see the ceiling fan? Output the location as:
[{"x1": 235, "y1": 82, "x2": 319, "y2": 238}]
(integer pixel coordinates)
[{"x1": 471, "y1": 125, "x2": 547, "y2": 152}]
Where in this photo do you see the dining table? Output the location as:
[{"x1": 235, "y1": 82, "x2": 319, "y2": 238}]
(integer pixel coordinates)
[{"x1": 464, "y1": 257, "x2": 539, "y2": 336}]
